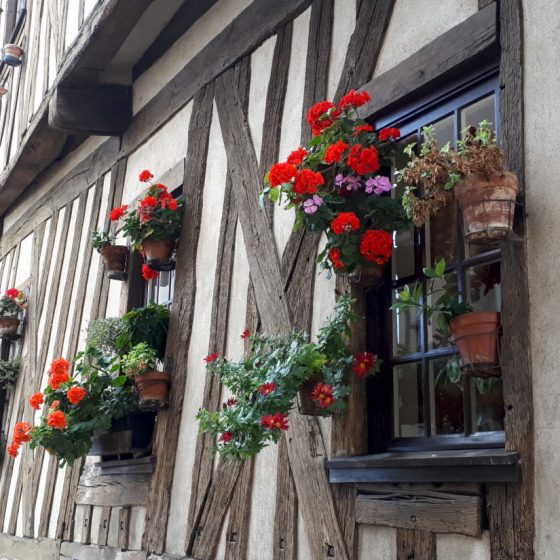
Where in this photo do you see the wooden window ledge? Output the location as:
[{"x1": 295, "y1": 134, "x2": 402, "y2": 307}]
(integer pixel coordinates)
[
  {"x1": 95, "y1": 456, "x2": 155, "y2": 476},
  {"x1": 326, "y1": 449, "x2": 520, "y2": 484}
]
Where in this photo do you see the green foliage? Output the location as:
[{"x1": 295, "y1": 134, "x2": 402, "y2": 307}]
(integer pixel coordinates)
[
  {"x1": 86, "y1": 317, "x2": 127, "y2": 356},
  {"x1": 0, "y1": 291, "x2": 25, "y2": 317},
  {"x1": 120, "y1": 343, "x2": 158, "y2": 377},
  {"x1": 91, "y1": 230, "x2": 115, "y2": 252},
  {"x1": 197, "y1": 295, "x2": 361, "y2": 460},
  {"x1": 0, "y1": 358, "x2": 21, "y2": 387}
]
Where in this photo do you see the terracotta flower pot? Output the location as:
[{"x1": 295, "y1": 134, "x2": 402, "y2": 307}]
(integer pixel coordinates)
[
  {"x1": 0, "y1": 317, "x2": 20, "y2": 336},
  {"x1": 455, "y1": 172, "x2": 519, "y2": 245},
  {"x1": 343, "y1": 264, "x2": 384, "y2": 289},
  {"x1": 141, "y1": 237, "x2": 175, "y2": 271},
  {"x1": 0, "y1": 87, "x2": 8, "y2": 97},
  {"x1": 100, "y1": 245, "x2": 129, "y2": 281},
  {"x1": 134, "y1": 371, "x2": 170, "y2": 405},
  {"x1": 2, "y1": 44, "x2": 24, "y2": 67},
  {"x1": 449, "y1": 311, "x2": 500, "y2": 375}
]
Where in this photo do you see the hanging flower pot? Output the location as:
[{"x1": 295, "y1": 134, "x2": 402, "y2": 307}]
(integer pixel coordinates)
[
  {"x1": 456, "y1": 172, "x2": 519, "y2": 245},
  {"x1": 2, "y1": 44, "x2": 24, "y2": 67},
  {"x1": 141, "y1": 236, "x2": 175, "y2": 271},
  {"x1": 0, "y1": 317, "x2": 19, "y2": 336},
  {"x1": 100, "y1": 245, "x2": 129, "y2": 281},
  {"x1": 134, "y1": 371, "x2": 170, "y2": 408},
  {"x1": 449, "y1": 311, "x2": 500, "y2": 376},
  {"x1": 0, "y1": 288, "x2": 26, "y2": 337},
  {"x1": 0, "y1": 87, "x2": 8, "y2": 97},
  {"x1": 343, "y1": 264, "x2": 384, "y2": 289},
  {"x1": 297, "y1": 373, "x2": 326, "y2": 416}
]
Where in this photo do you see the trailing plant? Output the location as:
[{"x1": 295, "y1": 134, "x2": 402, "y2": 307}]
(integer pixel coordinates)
[
  {"x1": 262, "y1": 90, "x2": 409, "y2": 275},
  {"x1": 0, "y1": 288, "x2": 26, "y2": 317},
  {"x1": 9, "y1": 348, "x2": 137, "y2": 466},
  {"x1": 86, "y1": 317, "x2": 127, "y2": 357},
  {"x1": 110, "y1": 169, "x2": 183, "y2": 251},
  {"x1": 0, "y1": 358, "x2": 21, "y2": 387},
  {"x1": 197, "y1": 295, "x2": 380, "y2": 460},
  {"x1": 121, "y1": 343, "x2": 158, "y2": 377},
  {"x1": 91, "y1": 230, "x2": 115, "y2": 253}
]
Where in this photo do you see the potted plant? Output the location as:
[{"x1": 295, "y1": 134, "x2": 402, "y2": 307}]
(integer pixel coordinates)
[
  {"x1": 392, "y1": 259, "x2": 500, "y2": 376},
  {"x1": 111, "y1": 170, "x2": 183, "y2": 271},
  {"x1": 263, "y1": 90, "x2": 409, "y2": 287},
  {"x1": 0, "y1": 288, "x2": 26, "y2": 336},
  {"x1": 121, "y1": 342, "x2": 170, "y2": 408},
  {"x1": 2, "y1": 44, "x2": 24, "y2": 66},
  {"x1": 86, "y1": 317, "x2": 128, "y2": 356},
  {"x1": 0, "y1": 358, "x2": 21, "y2": 388},
  {"x1": 92, "y1": 230, "x2": 129, "y2": 281}
]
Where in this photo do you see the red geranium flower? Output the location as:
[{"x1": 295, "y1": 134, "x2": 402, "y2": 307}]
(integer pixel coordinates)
[
  {"x1": 220, "y1": 431, "x2": 233, "y2": 443},
  {"x1": 378, "y1": 127, "x2": 401, "y2": 142},
  {"x1": 5, "y1": 288, "x2": 19, "y2": 299},
  {"x1": 13, "y1": 421, "x2": 32, "y2": 444},
  {"x1": 240, "y1": 328, "x2": 250, "y2": 340},
  {"x1": 331, "y1": 212, "x2": 360, "y2": 235},
  {"x1": 311, "y1": 382, "x2": 336, "y2": 408},
  {"x1": 139, "y1": 169, "x2": 153, "y2": 182},
  {"x1": 156, "y1": 183, "x2": 168, "y2": 191},
  {"x1": 268, "y1": 162, "x2": 297, "y2": 187},
  {"x1": 49, "y1": 370, "x2": 70, "y2": 390},
  {"x1": 286, "y1": 147, "x2": 308, "y2": 166},
  {"x1": 258, "y1": 382, "x2": 277, "y2": 396},
  {"x1": 261, "y1": 412, "x2": 289, "y2": 431},
  {"x1": 29, "y1": 392, "x2": 44, "y2": 410},
  {"x1": 67, "y1": 386, "x2": 88, "y2": 405},
  {"x1": 360, "y1": 230, "x2": 393, "y2": 265},
  {"x1": 347, "y1": 144, "x2": 380, "y2": 175},
  {"x1": 47, "y1": 410, "x2": 67, "y2": 430},
  {"x1": 204, "y1": 352, "x2": 220, "y2": 364},
  {"x1": 140, "y1": 196, "x2": 158, "y2": 208},
  {"x1": 109, "y1": 205, "x2": 128, "y2": 221},
  {"x1": 7, "y1": 442, "x2": 19, "y2": 457},
  {"x1": 142, "y1": 264, "x2": 159, "y2": 280},
  {"x1": 324, "y1": 140, "x2": 350, "y2": 164},
  {"x1": 328, "y1": 247, "x2": 345, "y2": 270},
  {"x1": 353, "y1": 352, "x2": 378, "y2": 378},
  {"x1": 307, "y1": 100, "x2": 340, "y2": 136},
  {"x1": 293, "y1": 169, "x2": 325, "y2": 195},
  {"x1": 167, "y1": 198, "x2": 179, "y2": 211},
  {"x1": 339, "y1": 89, "x2": 371, "y2": 110},
  {"x1": 223, "y1": 397, "x2": 237, "y2": 408},
  {"x1": 353, "y1": 124, "x2": 374, "y2": 135}
]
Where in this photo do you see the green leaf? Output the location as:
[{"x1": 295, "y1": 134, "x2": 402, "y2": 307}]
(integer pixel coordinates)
[
  {"x1": 268, "y1": 187, "x2": 280, "y2": 203},
  {"x1": 112, "y1": 375, "x2": 127, "y2": 387}
]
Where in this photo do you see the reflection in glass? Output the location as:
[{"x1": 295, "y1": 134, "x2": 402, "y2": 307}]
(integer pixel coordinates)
[
  {"x1": 430, "y1": 358, "x2": 464, "y2": 434},
  {"x1": 432, "y1": 114, "x2": 455, "y2": 148},
  {"x1": 425, "y1": 199, "x2": 460, "y2": 267},
  {"x1": 392, "y1": 289, "x2": 420, "y2": 355},
  {"x1": 149, "y1": 270, "x2": 175, "y2": 308},
  {"x1": 394, "y1": 363, "x2": 424, "y2": 437},
  {"x1": 471, "y1": 377, "x2": 504, "y2": 432},
  {"x1": 465, "y1": 262, "x2": 501, "y2": 312},
  {"x1": 460, "y1": 95, "x2": 495, "y2": 133},
  {"x1": 427, "y1": 273, "x2": 457, "y2": 350}
]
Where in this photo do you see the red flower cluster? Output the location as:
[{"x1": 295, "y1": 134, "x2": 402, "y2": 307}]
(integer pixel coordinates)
[
  {"x1": 47, "y1": 410, "x2": 67, "y2": 430},
  {"x1": 139, "y1": 169, "x2": 154, "y2": 182},
  {"x1": 29, "y1": 392, "x2": 44, "y2": 410},
  {"x1": 307, "y1": 100, "x2": 340, "y2": 136},
  {"x1": 360, "y1": 230, "x2": 392, "y2": 265},
  {"x1": 9, "y1": 421, "x2": 33, "y2": 457},
  {"x1": 48, "y1": 357, "x2": 70, "y2": 389},
  {"x1": 109, "y1": 205, "x2": 128, "y2": 222},
  {"x1": 258, "y1": 382, "x2": 277, "y2": 396},
  {"x1": 286, "y1": 147, "x2": 308, "y2": 166},
  {"x1": 220, "y1": 431, "x2": 233, "y2": 443},
  {"x1": 240, "y1": 328, "x2": 250, "y2": 340},
  {"x1": 223, "y1": 397, "x2": 237, "y2": 408},
  {"x1": 353, "y1": 352, "x2": 377, "y2": 378},
  {"x1": 378, "y1": 127, "x2": 401, "y2": 142},
  {"x1": 324, "y1": 140, "x2": 349, "y2": 164},
  {"x1": 339, "y1": 89, "x2": 371, "y2": 110},
  {"x1": 67, "y1": 386, "x2": 88, "y2": 405},
  {"x1": 5, "y1": 288, "x2": 19, "y2": 299},
  {"x1": 7, "y1": 442, "x2": 19, "y2": 457},
  {"x1": 328, "y1": 247, "x2": 344, "y2": 270},
  {"x1": 204, "y1": 352, "x2": 221, "y2": 364},
  {"x1": 261, "y1": 412, "x2": 289, "y2": 431},
  {"x1": 268, "y1": 162, "x2": 297, "y2": 187},
  {"x1": 347, "y1": 144, "x2": 380, "y2": 175},
  {"x1": 353, "y1": 124, "x2": 374, "y2": 135},
  {"x1": 311, "y1": 383, "x2": 336, "y2": 408},
  {"x1": 140, "y1": 196, "x2": 158, "y2": 208},
  {"x1": 331, "y1": 212, "x2": 360, "y2": 235},
  {"x1": 293, "y1": 169, "x2": 325, "y2": 195},
  {"x1": 142, "y1": 264, "x2": 159, "y2": 280}
]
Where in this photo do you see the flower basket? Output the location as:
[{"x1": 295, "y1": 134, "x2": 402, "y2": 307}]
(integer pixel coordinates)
[
  {"x1": 297, "y1": 373, "x2": 325, "y2": 416},
  {"x1": 343, "y1": 264, "x2": 385, "y2": 289},
  {"x1": 0, "y1": 317, "x2": 20, "y2": 337},
  {"x1": 449, "y1": 311, "x2": 501, "y2": 378},
  {"x1": 456, "y1": 172, "x2": 519, "y2": 245},
  {"x1": 142, "y1": 236, "x2": 175, "y2": 271},
  {"x1": 2, "y1": 44, "x2": 24, "y2": 67},
  {"x1": 134, "y1": 371, "x2": 170, "y2": 410},
  {"x1": 100, "y1": 245, "x2": 129, "y2": 280}
]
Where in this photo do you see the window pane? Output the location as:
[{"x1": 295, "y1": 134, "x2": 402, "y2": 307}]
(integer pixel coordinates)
[
  {"x1": 392, "y1": 289, "x2": 421, "y2": 355},
  {"x1": 465, "y1": 262, "x2": 501, "y2": 311},
  {"x1": 394, "y1": 362, "x2": 424, "y2": 437},
  {"x1": 425, "y1": 201, "x2": 461, "y2": 268},
  {"x1": 460, "y1": 94, "x2": 496, "y2": 133},
  {"x1": 471, "y1": 377, "x2": 504, "y2": 432},
  {"x1": 430, "y1": 358, "x2": 464, "y2": 434},
  {"x1": 427, "y1": 272, "x2": 457, "y2": 350},
  {"x1": 432, "y1": 114, "x2": 455, "y2": 148}
]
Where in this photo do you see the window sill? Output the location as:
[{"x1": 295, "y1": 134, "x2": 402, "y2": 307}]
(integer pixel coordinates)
[
  {"x1": 326, "y1": 449, "x2": 520, "y2": 484},
  {"x1": 96, "y1": 456, "x2": 155, "y2": 476}
]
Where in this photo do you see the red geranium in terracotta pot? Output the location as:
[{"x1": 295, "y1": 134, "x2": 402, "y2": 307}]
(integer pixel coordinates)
[
  {"x1": 0, "y1": 288, "x2": 26, "y2": 337},
  {"x1": 91, "y1": 230, "x2": 129, "y2": 281}
]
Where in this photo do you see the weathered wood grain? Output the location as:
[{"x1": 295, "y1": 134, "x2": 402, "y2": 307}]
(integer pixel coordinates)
[
  {"x1": 0, "y1": 533, "x2": 60, "y2": 560},
  {"x1": 397, "y1": 529, "x2": 436, "y2": 560},
  {"x1": 80, "y1": 504, "x2": 93, "y2": 545},
  {"x1": 76, "y1": 474, "x2": 150, "y2": 507},
  {"x1": 141, "y1": 83, "x2": 214, "y2": 554},
  {"x1": 118, "y1": 507, "x2": 130, "y2": 550},
  {"x1": 96, "y1": 506, "x2": 111, "y2": 546}
]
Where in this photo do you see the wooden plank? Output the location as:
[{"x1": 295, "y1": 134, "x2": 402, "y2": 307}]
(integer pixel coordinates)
[
  {"x1": 59, "y1": 541, "x2": 147, "y2": 560},
  {"x1": 397, "y1": 529, "x2": 436, "y2": 560},
  {"x1": 0, "y1": 533, "x2": 60, "y2": 560},
  {"x1": 118, "y1": 507, "x2": 130, "y2": 550},
  {"x1": 96, "y1": 506, "x2": 111, "y2": 546},
  {"x1": 46, "y1": 0, "x2": 60, "y2": 67},
  {"x1": 80, "y1": 505, "x2": 93, "y2": 545},
  {"x1": 75, "y1": 474, "x2": 150, "y2": 507},
  {"x1": 57, "y1": 0, "x2": 69, "y2": 60},
  {"x1": 356, "y1": 491, "x2": 483, "y2": 536},
  {"x1": 141, "y1": 82, "x2": 214, "y2": 554},
  {"x1": 479, "y1": 0, "x2": 495, "y2": 8},
  {"x1": 22, "y1": 0, "x2": 43, "y2": 130},
  {"x1": 78, "y1": 0, "x2": 85, "y2": 27}
]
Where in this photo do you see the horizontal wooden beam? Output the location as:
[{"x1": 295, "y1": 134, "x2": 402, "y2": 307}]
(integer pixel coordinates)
[
  {"x1": 75, "y1": 473, "x2": 150, "y2": 507},
  {"x1": 0, "y1": 533, "x2": 60, "y2": 560},
  {"x1": 59, "y1": 541, "x2": 147, "y2": 560}
]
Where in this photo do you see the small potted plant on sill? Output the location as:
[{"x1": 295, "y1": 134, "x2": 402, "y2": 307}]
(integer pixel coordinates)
[
  {"x1": 263, "y1": 90, "x2": 410, "y2": 287},
  {"x1": 92, "y1": 230, "x2": 129, "y2": 281},
  {"x1": 111, "y1": 170, "x2": 183, "y2": 272},
  {"x1": 2, "y1": 44, "x2": 24, "y2": 67},
  {"x1": 0, "y1": 288, "x2": 26, "y2": 337},
  {"x1": 121, "y1": 342, "x2": 170, "y2": 409},
  {"x1": 0, "y1": 358, "x2": 22, "y2": 388},
  {"x1": 391, "y1": 258, "x2": 500, "y2": 376}
]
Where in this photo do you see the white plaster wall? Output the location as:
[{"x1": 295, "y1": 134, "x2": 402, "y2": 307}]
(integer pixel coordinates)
[
  {"x1": 436, "y1": 533, "x2": 490, "y2": 560},
  {"x1": 524, "y1": 1, "x2": 560, "y2": 558},
  {"x1": 374, "y1": 0, "x2": 478, "y2": 78},
  {"x1": 358, "y1": 525, "x2": 397, "y2": 560}
]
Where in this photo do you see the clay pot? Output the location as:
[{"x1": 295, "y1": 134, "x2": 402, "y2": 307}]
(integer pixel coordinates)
[
  {"x1": 100, "y1": 245, "x2": 128, "y2": 281},
  {"x1": 134, "y1": 371, "x2": 170, "y2": 405},
  {"x1": 455, "y1": 172, "x2": 519, "y2": 245},
  {"x1": 449, "y1": 312, "x2": 500, "y2": 375},
  {"x1": 0, "y1": 317, "x2": 20, "y2": 336},
  {"x1": 297, "y1": 373, "x2": 325, "y2": 416},
  {"x1": 142, "y1": 237, "x2": 175, "y2": 271},
  {"x1": 343, "y1": 264, "x2": 384, "y2": 289},
  {"x1": 2, "y1": 44, "x2": 24, "y2": 67},
  {"x1": 0, "y1": 87, "x2": 8, "y2": 96}
]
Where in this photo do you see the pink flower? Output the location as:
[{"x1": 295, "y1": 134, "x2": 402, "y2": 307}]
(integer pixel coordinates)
[{"x1": 365, "y1": 175, "x2": 393, "y2": 195}]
